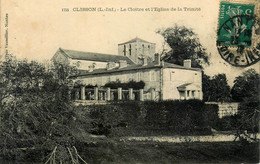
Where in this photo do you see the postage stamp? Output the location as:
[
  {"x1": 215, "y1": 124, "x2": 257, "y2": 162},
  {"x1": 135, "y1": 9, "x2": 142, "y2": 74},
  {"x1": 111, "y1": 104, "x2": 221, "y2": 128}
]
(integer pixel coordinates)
[{"x1": 217, "y1": 1, "x2": 260, "y2": 67}]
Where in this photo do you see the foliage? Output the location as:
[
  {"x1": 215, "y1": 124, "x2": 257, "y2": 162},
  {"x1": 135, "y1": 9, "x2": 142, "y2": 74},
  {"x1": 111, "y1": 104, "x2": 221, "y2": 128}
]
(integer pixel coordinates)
[
  {"x1": 231, "y1": 69, "x2": 260, "y2": 102},
  {"x1": 156, "y1": 24, "x2": 209, "y2": 68},
  {"x1": 144, "y1": 100, "x2": 218, "y2": 135},
  {"x1": 104, "y1": 79, "x2": 145, "y2": 90},
  {"x1": 215, "y1": 102, "x2": 259, "y2": 135},
  {"x1": 236, "y1": 101, "x2": 259, "y2": 135},
  {"x1": 215, "y1": 115, "x2": 239, "y2": 131},
  {"x1": 231, "y1": 69, "x2": 260, "y2": 134},
  {"x1": 202, "y1": 73, "x2": 231, "y2": 102},
  {"x1": 213, "y1": 69, "x2": 259, "y2": 141},
  {"x1": 86, "y1": 100, "x2": 219, "y2": 136},
  {"x1": 0, "y1": 54, "x2": 90, "y2": 162}
]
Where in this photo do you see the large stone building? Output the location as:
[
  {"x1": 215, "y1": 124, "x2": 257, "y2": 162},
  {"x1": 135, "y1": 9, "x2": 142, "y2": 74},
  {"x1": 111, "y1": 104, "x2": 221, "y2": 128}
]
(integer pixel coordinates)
[{"x1": 51, "y1": 37, "x2": 202, "y2": 101}]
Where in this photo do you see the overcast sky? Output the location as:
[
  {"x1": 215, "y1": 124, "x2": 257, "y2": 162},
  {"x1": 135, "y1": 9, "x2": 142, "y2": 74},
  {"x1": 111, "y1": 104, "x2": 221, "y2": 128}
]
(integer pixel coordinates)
[{"x1": 1, "y1": 0, "x2": 259, "y2": 85}]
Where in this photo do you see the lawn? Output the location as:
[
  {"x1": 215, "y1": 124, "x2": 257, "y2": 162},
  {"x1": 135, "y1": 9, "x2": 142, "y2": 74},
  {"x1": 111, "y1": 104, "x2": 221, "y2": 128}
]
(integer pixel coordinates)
[{"x1": 76, "y1": 140, "x2": 259, "y2": 164}]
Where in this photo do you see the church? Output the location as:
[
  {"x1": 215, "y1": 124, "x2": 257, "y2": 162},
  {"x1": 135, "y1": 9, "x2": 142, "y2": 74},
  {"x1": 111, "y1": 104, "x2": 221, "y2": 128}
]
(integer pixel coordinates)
[{"x1": 51, "y1": 37, "x2": 202, "y2": 100}]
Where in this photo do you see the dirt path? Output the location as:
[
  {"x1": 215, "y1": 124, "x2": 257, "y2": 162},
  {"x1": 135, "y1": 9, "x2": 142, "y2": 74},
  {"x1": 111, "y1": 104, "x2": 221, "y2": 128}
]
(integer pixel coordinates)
[{"x1": 120, "y1": 133, "x2": 260, "y2": 143}]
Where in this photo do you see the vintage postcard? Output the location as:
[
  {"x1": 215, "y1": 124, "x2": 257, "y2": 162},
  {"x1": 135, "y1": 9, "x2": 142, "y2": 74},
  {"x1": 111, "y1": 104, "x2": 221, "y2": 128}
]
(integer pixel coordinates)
[{"x1": 0, "y1": 0, "x2": 259, "y2": 163}]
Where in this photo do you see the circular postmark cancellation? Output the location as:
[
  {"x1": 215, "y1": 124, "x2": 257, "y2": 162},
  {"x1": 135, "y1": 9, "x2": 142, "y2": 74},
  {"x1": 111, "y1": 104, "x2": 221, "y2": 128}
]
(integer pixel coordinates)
[{"x1": 217, "y1": 1, "x2": 260, "y2": 67}]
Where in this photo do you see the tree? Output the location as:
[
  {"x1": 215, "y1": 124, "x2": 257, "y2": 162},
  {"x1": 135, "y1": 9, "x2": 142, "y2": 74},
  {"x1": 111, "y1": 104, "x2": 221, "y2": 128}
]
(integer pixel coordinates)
[
  {"x1": 231, "y1": 69, "x2": 260, "y2": 102},
  {"x1": 231, "y1": 69, "x2": 260, "y2": 141},
  {"x1": 202, "y1": 73, "x2": 231, "y2": 102},
  {"x1": 0, "y1": 54, "x2": 89, "y2": 162},
  {"x1": 156, "y1": 24, "x2": 209, "y2": 68}
]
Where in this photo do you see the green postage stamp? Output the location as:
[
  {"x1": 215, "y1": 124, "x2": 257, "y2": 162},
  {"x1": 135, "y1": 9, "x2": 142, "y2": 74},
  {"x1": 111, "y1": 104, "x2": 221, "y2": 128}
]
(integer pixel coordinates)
[
  {"x1": 217, "y1": 1, "x2": 255, "y2": 47},
  {"x1": 217, "y1": 1, "x2": 260, "y2": 67}
]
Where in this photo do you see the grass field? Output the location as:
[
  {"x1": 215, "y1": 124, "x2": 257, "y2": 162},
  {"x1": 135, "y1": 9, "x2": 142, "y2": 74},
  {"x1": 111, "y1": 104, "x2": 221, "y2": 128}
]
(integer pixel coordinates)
[
  {"x1": 0, "y1": 139, "x2": 258, "y2": 163},
  {"x1": 77, "y1": 140, "x2": 259, "y2": 164}
]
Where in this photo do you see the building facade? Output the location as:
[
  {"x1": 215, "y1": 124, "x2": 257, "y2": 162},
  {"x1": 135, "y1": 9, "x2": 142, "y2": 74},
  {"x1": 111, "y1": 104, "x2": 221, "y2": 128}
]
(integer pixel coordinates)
[
  {"x1": 51, "y1": 37, "x2": 203, "y2": 101},
  {"x1": 51, "y1": 48, "x2": 134, "y2": 71},
  {"x1": 118, "y1": 37, "x2": 156, "y2": 64}
]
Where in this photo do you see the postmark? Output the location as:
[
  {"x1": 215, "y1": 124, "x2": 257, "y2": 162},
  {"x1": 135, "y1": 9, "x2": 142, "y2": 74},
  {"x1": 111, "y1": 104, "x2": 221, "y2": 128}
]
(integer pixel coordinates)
[{"x1": 217, "y1": 1, "x2": 260, "y2": 67}]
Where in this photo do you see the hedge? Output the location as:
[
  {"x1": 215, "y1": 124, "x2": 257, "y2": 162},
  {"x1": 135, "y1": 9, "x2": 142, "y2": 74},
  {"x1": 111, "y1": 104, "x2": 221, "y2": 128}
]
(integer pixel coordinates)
[
  {"x1": 104, "y1": 80, "x2": 145, "y2": 90},
  {"x1": 83, "y1": 100, "x2": 219, "y2": 136}
]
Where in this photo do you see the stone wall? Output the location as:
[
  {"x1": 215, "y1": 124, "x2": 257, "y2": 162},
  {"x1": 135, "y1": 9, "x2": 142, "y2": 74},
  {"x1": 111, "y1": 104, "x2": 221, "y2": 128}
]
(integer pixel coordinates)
[
  {"x1": 118, "y1": 41, "x2": 155, "y2": 64},
  {"x1": 206, "y1": 102, "x2": 239, "y2": 118}
]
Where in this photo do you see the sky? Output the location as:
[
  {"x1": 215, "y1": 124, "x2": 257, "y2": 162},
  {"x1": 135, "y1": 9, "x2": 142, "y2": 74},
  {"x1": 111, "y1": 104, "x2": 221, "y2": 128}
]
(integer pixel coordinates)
[{"x1": 1, "y1": 0, "x2": 259, "y2": 85}]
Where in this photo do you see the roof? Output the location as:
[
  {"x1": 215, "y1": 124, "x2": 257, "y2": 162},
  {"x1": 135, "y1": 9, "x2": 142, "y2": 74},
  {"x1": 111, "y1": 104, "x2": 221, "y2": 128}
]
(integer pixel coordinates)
[
  {"x1": 75, "y1": 61, "x2": 201, "y2": 77},
  {"x1": 59, "y1": 48, "x2": 135, "y2": 65},
  {"x1": 163, "y1": 62, "x2": 200, "y2": 70},
  {"x1": 177, "y1": 83, "x2": 201, "y2": 91},
  {"x1": 118, "y1": 37, "x2": 154, "y2": 45}
]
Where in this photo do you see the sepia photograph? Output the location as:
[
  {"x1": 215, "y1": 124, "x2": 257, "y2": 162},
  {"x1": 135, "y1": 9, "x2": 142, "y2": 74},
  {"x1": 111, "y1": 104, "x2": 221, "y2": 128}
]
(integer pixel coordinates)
[{"x1": 0, "y1": 0, "x2": 259, "y2": 163}]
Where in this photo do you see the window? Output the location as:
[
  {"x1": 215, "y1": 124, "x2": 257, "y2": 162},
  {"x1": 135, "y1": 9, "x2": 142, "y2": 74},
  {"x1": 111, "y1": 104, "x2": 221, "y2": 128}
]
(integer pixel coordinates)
[
  {"x1": 170, "y1": 71, "x2": 175, "y2": 81},
  {"x1": 129, "y1": 44, "x2": 132, "y2": 56},
  {"x1": 123, "y1": 45, "x2": 126, "y2": 56},
  {"x1": 192, "y1": 91, "x2": 195, "y2": 98}
]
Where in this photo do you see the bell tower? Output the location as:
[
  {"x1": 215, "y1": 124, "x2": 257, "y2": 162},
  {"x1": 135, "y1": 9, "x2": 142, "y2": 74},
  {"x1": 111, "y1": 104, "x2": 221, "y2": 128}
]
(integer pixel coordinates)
[{"x1": 118, "y1": 37, "x2": 156, "y2": 64}]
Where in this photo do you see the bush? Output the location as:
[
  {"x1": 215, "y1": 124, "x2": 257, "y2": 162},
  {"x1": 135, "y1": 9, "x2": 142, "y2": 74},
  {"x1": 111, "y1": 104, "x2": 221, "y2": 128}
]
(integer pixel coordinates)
[
  {"x1": 144, "y1": 100, "x2": 218, "y2": 135},
  {"x1": 215, "y1": 115, "x2": 239, "y2": 131}
]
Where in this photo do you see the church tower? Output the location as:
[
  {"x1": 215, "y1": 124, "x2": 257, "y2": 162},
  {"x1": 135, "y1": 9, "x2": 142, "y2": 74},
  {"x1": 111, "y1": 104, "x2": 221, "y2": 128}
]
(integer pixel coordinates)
[{"x1": 118, "y1": 37, "x2": 156, "y2": 64}]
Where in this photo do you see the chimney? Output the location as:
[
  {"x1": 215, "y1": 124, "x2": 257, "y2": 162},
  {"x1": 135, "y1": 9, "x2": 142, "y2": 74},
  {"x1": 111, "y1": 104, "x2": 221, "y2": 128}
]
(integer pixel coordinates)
[
  {"x1": 183, "y1": 59, "x2": 191, "y2": 68},
  {"x1": 107, "y1": 62, "x2": 116, "y2": 70},
  {"x1": 143, "y1": 57, "x2": 147, "y2": 66},
  {"x1": 154, "y1": 53, "x2": 161, "y2": 65},
  {"x1": 119, "y1": 60, "x2": 127, "y2": 68}
]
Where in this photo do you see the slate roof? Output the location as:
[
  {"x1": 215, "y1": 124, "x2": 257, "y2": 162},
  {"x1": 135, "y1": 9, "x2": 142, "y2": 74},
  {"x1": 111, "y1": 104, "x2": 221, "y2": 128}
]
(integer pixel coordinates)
[
  {"x1": 75, "y1": 61, "x2": 200, "y2": 77},
  {"x1": 59, "y1": 48, "x2": 135, "y2": 65},
  {"x1": 118, "y1": 37, "x2": 154, "y2": 45}
]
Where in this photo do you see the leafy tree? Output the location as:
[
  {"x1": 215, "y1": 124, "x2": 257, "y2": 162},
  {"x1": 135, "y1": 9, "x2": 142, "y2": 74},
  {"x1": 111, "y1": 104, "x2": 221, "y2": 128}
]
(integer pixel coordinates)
[
  {"x1": 231, "y1": 69, "x2": 260, "y2": 141},
  {"x1": 156, "y1": 24, "x2": 209, "y2": 68},
  {"x1": 231, "y1": 69, "x2": 260, "y2": 102},
  {"x1": 0, "y1": 54, "x2": 89, "y2": 162},
  {"x1": 202, "y1": 73, "x2": 212, "y2": 101},
  {"x1": 202, "y1": 73, "x2": 231, "y2": 102}
]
